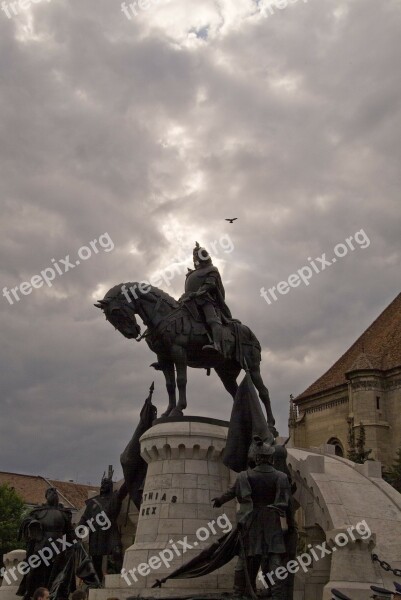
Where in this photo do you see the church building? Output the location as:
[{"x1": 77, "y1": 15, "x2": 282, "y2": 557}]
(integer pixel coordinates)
[{"x1": 290, "y1": 292, "x2": 401, "y2": 469}]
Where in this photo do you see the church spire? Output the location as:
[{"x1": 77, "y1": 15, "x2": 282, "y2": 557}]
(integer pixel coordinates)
[{"x1": 288, "y1": 394, "x2": 297, "y2": 430}]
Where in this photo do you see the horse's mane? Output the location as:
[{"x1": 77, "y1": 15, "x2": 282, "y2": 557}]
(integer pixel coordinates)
[
  {"x1": 106, "y1": 282, "x2": 179, "y2": 309},
  {"x1": 144, "y1": 285, "x2": 179, "y2": 309}
]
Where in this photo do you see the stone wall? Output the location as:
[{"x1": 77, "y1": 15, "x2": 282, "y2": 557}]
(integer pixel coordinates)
[
  {"x1": 287, "y1": 445, "x2": 401, "y2": 600},
  {"x1": 292, "y1": 369, "x2": 401, "y2": 469},
  {"x1": 292, "y1": 387, "x2": 349, "y2": 455}
]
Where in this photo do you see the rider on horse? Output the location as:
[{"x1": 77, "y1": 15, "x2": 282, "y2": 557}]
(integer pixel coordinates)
[{"x1": 179, "y1": 242, "x2": 232, "y2": 356}]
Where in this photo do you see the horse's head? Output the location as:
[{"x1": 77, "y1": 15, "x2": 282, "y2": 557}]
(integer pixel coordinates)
[{"x1": 94, "y1": 283, "x2": 142, "y2": 340}]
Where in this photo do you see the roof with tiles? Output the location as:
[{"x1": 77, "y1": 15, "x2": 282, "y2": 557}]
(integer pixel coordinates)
[
  {"x1": 296, "y1": 292, "x2": 401, "y2": 402},
  {"x1": 0, "y1": 471, "x2": 98, "y2": 510}
]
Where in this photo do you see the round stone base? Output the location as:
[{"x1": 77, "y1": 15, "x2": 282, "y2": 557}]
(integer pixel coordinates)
[{"x1": 95, "y1": 417, "x2": 237, "y2": 599}]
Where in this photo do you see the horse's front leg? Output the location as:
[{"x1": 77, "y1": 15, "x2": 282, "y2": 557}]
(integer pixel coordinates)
[
  {"x1": 176, "y1": 360, "x2": 187, "y2": 413},
  {"x1": 169, "y1": 347, "x2": 187, "y2": 416},
  {"x1": 162, "y1": 361, "x2": 177, "y2": 417}
]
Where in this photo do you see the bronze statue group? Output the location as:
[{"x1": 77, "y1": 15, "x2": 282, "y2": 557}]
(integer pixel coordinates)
[
  {"x1": 212, "y1": 436, "x2": 296, "y2": 600},
  {"x1": 16, "y1": 243, "x2": 401, "y2": 600},
  {"x1": 16, "y1": 447, "x2": 401, "y2": 600},
  {"x1": 17, "y1": 474, "x2": 126, "y2": 600}
]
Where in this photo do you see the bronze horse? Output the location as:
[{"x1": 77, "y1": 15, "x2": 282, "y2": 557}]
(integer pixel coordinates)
[{"x1": 95, "y1": 282, "x2": 275, "y2": 426}]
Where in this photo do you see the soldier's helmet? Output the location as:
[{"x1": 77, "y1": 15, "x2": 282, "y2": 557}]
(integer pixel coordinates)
[
  {"x1": 45, "y1": 487, "x2": 59, "y2": 505},
  {"x1": 273, "y1": 445, "x2": 290, "y2": 474},
  {"x1": 248, "y1": 435, "x2": 275, "y2": 461},
  {"x1": 193, "y1": 242, "x2": 212, "y2": 267}
]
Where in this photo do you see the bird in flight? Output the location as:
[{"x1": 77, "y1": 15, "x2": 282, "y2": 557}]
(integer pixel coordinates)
[{"x1": 225, "y1": 218, "x2": 238, "y2": 224}]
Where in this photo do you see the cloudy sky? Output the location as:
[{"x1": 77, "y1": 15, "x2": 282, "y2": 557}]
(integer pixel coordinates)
[{"x1": 1, "y1": 0, "x2": 400, "y2": 484}]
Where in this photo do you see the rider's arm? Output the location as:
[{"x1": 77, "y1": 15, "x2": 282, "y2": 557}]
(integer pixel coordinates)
[{"x1": 194, "y1": 274, "x2": 219, "y2": 297}]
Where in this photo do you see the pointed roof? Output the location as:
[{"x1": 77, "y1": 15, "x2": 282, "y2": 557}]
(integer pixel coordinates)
[
  {"x1": 349, "y1": 352, "x2": 381, "y2": 371},
  {"x1": 296, "y1": 292, "x2": 401, "y2": 401}
]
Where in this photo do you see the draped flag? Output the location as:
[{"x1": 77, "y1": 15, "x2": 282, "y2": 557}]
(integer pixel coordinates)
[
  {"x1": 49, "y1": 543, "x2": 100, "y2": 600},
  {"x1": 223, "y1": 372, "x2": 271, "y2": 472},
  {"x1": 120, "y1": 382, "x2": 157, "y2": 509},
  {"x1": 152, "y1": 528, "x2": 240, "y2": 588}
]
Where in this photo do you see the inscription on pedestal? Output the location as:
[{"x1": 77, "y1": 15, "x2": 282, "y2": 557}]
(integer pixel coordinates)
[{"x1": 141, "y1": 491, "x2": 178, "y2": 516}]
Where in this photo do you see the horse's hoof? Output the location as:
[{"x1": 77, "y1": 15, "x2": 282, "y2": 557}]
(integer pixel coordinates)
[
  {"x1": 162, "y1": 406, "x2": 174, "y2": 417},
  {"x1": 169, "y1": 408, "x2": 184, "y2": 418}
]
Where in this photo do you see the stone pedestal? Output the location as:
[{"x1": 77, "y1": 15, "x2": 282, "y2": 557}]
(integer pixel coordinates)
[
  {"x1": 91, "y1": 417, "x2": 237, "y2": 600},
  {"x1": 0, "y1": 550, "x2": 26, "y2": 600},
  {"x1": 322, "y1": 531, "x2": 378, "y2": 600}
]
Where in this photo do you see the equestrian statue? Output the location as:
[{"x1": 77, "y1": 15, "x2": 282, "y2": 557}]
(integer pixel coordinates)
[{"x1": 94, "y1": 242, "x2": 275, "y2": 430}]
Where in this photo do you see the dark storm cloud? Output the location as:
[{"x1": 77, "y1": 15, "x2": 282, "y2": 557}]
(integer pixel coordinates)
[{"x1": 0, "y1": 0, "x2": 400, "y2": 482}]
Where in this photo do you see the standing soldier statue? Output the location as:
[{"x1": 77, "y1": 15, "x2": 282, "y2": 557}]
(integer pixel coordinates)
[
  {"x1": 179, "y1": 242, "x2": 233, "y2": 356},
  {"x1": 212, "y1": 436, "x2": 290, "y2": 599},
  {"x1": 17, "y1": 487, "x2": 75, "y2": 600},
  {"x1": 272, "y1": 444, "x2": 298, "y2": 600},
  {"x1": 79, "y1": 468, "x2": 127, "y2": 583}
]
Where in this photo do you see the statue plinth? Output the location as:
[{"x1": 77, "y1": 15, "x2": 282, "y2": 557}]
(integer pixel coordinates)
[
  {"x1": 0, "y1": 550, "x2": 26, "y2": 600},
  {"x1": 91, "y1": 417, "x2": 237, "y2": 599}
]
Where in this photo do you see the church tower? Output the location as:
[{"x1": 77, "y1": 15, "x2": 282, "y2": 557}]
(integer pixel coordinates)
[{"x1": 292, "y1": 292, "x2": 401, "y2": 468}]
